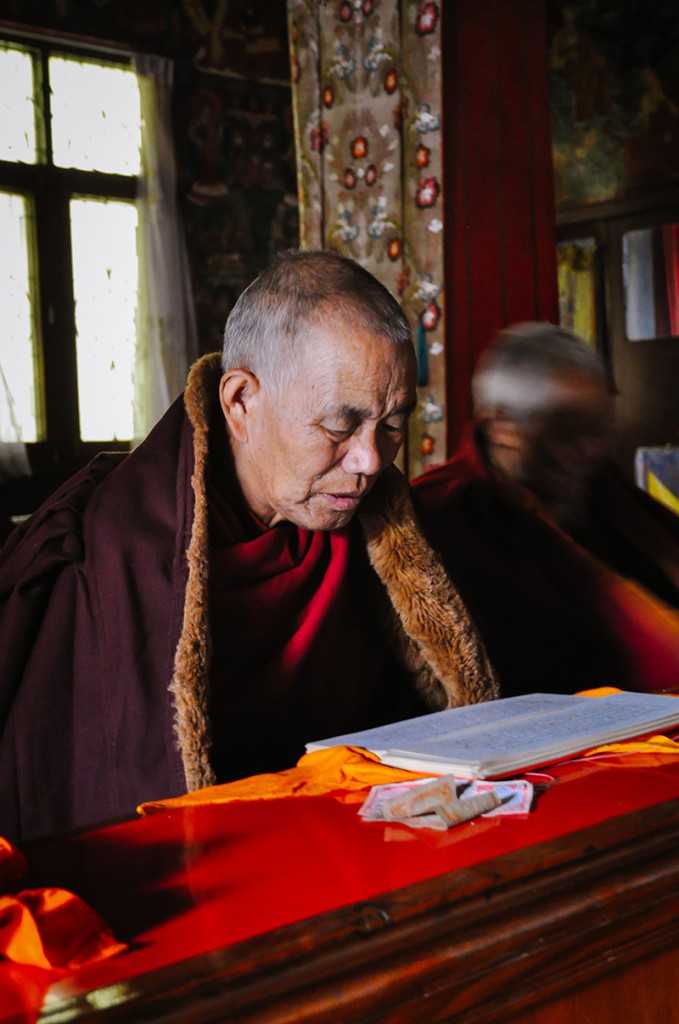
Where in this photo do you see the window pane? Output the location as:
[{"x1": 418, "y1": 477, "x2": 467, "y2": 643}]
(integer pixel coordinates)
[
  {"x1": 0, "y1": 191, "x2": 42, "y2": 443},
  {"x1": 70, "y1": 198, "x2": 138, "y2": 441},
  {"x1": 50, "y1": 56, "x2": 141, "y2": 174},
  {"x1": 0, "y1": 44, "x2": 37, "y2": 164}
]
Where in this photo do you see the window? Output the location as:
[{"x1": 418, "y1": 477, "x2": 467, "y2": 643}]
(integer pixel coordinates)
[{"x1": 0, "y1": 38, "x2": 142, "y2": 470}]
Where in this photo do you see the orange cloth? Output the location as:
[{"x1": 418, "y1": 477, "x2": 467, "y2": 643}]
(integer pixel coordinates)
[
  {"x1": 1, "y1": 835, "x2": 127, "y2": 971},
  {"x1": 577, "y1": 687, "x2": 625, "y2": 697},
  {"x1": 584, "y1": 734, "x2": 679, "y2": 757},
  {"x1": 139, "y1": 745, "x2": 433, "y2": 815},
  {"x1": 0, "y1": 888, "x2": 127, "y2": 969}
]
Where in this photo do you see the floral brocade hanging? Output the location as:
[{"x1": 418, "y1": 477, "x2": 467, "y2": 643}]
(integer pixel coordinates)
[{"x1": 287, "y1": 0, "x2": 445, "y2": 478}]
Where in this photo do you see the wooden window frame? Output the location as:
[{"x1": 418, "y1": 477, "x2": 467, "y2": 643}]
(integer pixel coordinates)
[{"x1": 1, "y1": 33, "x2": 137, "y2": 515}]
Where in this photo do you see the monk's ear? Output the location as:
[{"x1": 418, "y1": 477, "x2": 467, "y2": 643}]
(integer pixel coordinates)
[
  {"x1": 219, "y1": 369, "x2": 261, "y2": 443},
  {"x1": 482, "y1": 412, "x2": 523, "y2": 451}
]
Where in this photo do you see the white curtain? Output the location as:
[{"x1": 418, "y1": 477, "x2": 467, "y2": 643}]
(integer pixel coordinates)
[
  {"x1": 0, "y1": 359, "x2": 30, "y2": 484},
  {"x1": 133, "y1": 53, "x2": 198, "y2": 444}
]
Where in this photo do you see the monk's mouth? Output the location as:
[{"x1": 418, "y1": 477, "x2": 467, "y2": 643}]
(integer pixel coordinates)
[{"x1": 322, "y1": 493, "x2": 363, "y2": 510}]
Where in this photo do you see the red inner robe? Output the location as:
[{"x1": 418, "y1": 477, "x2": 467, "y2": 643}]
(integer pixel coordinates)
[{"x1": 206, "y1": 452, "x2": 427, "y2": 782}]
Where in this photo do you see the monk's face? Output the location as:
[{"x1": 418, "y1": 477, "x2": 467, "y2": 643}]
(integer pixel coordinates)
[
  {"x1": 222, "y1": 317, "x2": 417, "y2": 531},
  {"x1": 495, "y1": 373, "x2": 613, "y2": 528}
]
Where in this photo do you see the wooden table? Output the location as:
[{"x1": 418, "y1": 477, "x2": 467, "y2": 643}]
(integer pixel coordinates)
[{"x1": 4, "y1": 754, "x2": 679, "y2": 1023}]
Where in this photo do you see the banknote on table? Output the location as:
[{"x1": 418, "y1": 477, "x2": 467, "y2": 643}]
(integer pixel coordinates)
[
  {"x1": 359, "y1": 775, "x2": 534, "y2": 830},
  {"x1": 358, "y1": 778, "x2": 438, "y2": 819},
  {"x1": 434, "y1": 790, "x2": 500, "y2": 827},
  {"x1": 462, "y1": 779, "x2": 534, "y2": 816}
]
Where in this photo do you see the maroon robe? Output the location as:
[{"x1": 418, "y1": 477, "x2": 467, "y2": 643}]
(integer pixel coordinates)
[
  {"x1": 0, "y1": 383, "x2": 424, "y2": 842},
  {"x1": 0, "y1": 355, "x2": 498, "y2": 844},
  {"x1": 412, "y1": 429, "x2": 679, "y2": 696},
  {"x1": 205, "y1": 442, "x2": 427, "y2": 782}
]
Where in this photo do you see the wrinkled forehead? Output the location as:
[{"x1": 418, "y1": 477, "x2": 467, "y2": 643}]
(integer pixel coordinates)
[
  {"x1": 284, "y1": 317, "x2": 416, "y2": 421},
  {"x1": 300, "y1": 311, "x2": 415, "y2": 371}
]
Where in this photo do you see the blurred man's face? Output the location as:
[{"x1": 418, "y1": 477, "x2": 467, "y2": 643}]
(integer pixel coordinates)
[
  {"x1": 488, "y1": 373, "x2": 613, "y2": 527},
  {"x1": 483, "y1": 372, "x2": 614, "y2": 524},
  {"x1": 220, "y1": 316, "x2": 417, "y2": 531}
]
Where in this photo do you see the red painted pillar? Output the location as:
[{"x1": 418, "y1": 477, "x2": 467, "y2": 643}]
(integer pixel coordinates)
[{"x1": 441, "y1": 0, "x2": 559, "y2": 454}]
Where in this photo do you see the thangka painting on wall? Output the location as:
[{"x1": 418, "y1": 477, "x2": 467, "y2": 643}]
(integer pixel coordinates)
[
  {"x1": 288, "y1": 0, "x2": 446, "y2": 479},
  {"x1": 548, "y1": 0, "x2": 679, "y2": 207}
]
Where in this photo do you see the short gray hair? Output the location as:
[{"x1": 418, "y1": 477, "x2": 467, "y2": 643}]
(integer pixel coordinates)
[
  {"x1": 222, "y1": 249, "x2": 412, "y2": 390},
  {"x1": 472, "y1": 321, "x2": 607, "y2": 421}
]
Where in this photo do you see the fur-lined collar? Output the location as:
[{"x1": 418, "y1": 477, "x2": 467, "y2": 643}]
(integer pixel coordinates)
[{"x1": 170, "y1": 354, "x2": 499, "y2": 790}]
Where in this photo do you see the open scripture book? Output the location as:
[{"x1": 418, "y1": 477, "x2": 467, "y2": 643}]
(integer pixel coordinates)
[{"x1": 306, "y1": 692, "x2": 679, "y2": 779}]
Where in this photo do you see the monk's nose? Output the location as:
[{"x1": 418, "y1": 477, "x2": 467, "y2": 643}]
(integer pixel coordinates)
[{"x1": 342, "y1": 430, "x2": 382, "y2": 476}]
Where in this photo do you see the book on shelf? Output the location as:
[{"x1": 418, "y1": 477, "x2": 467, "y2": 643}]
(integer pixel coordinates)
[{"x1": 305, "y1": 691, "x2": 679, "y2": 779}]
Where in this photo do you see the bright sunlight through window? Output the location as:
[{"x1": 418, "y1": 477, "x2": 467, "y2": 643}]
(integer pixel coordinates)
[
  {"x1": 49, "y1": 56, "x2": 141, "y2": 174},
  {"x1": 71, "y1": 198, "x2": 139, "y2": 441},
  {"x1": 1, "y1": 42, "x2": 142, "y2": 444},
  {"x1": 0, "y1": 45, "x2": 37, "y2": 164},
  {"x1": 0, "y1": 191, "x2": 41, "y2": 442}
]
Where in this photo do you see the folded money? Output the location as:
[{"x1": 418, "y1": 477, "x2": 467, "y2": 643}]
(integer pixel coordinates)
[{"x1": 359, "y1": 775, "x2": 533, "y2": 830}]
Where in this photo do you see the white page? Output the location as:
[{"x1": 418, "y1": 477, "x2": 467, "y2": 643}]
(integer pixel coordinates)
[
  {"x1": 306, "y1": 692, "x2": 679, "y2": 777},
  {"x1": 305, "y1": 693, "x2": 580, "y2": 755},
  {"x1": 393, "y1": 692, "x2": 679, "y2": 756}
]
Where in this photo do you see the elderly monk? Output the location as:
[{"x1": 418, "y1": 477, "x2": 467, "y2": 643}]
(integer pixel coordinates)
[
  {"x1": 0, "y1": 250, "x2": 497, "y2": 842},
  {"x1": 413, "y1": 322, "x2": 679, "y2": 698}
]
